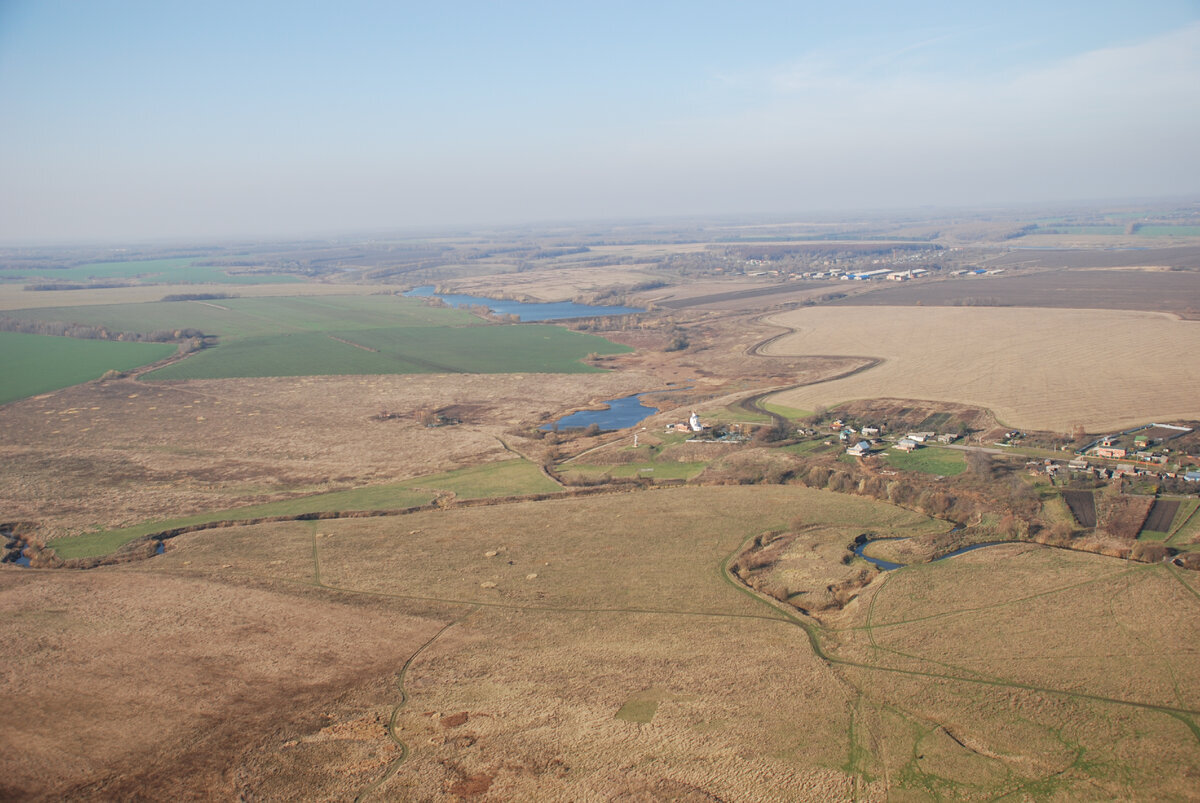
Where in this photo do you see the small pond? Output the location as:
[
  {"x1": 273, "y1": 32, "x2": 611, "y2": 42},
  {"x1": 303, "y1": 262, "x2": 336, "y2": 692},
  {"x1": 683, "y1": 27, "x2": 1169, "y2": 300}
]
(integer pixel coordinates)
[
  {"x1": 404, "y1": 286, "x2": 643, "y2": 321},
  {"x1": 542, "y1": 392, "x2": 661, "y2": 432}
]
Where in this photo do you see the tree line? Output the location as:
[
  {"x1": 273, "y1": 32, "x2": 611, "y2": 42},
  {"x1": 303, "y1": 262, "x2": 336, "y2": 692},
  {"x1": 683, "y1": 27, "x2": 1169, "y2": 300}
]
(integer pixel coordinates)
[{"x1": 0, "y1": 315, "x2": 208, "y2": 345}]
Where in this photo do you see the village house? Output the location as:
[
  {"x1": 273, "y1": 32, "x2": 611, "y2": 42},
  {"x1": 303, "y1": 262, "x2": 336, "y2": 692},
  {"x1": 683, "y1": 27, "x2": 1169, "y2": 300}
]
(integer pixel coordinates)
[
  {"x1": 846, "y1": 440, "x2": 872, "y2": 457},
  {"x1": 894, "y1": 438, "x2": 919, "y2": 452},
  {"x1": 1096, "y1": 446, "x2": 1127, "y2": 459}
]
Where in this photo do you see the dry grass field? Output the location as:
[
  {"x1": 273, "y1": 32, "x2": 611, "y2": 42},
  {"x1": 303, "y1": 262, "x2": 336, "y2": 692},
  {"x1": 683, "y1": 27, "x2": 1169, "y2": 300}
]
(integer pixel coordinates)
[
  {"x1": 6, "y1": 486, "x2": 1196, "y2": 799},
  {"x1": 762, "y1": 306, "x2": 1200, "y2": 432},
  {"x1": 822, "y1": 544, "x2": 1200, "y2": 800},
  {"x1": 0, "y1": 567, "x2": 459, "y2": 800},
  {"x1": 0, "y1": 371, "x2": 652, "y2": 538},
  {"x1": 436, "y1": 265, "x2": 661, "y2": 302},
  {"x1": 840, "y1": 269, "x2": 1200, "y2": 318}
]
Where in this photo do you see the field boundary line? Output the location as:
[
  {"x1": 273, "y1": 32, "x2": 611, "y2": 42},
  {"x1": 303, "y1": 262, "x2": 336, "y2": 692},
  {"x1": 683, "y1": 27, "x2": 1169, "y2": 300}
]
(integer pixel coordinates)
[{"x1": 327, "y1": 334, "x2": 378, "y2": 352}]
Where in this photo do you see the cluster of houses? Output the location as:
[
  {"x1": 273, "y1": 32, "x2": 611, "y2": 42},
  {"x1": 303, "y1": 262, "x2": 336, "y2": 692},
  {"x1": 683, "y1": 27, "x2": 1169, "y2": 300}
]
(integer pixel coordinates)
[
  {"x1": 1081, "y1": 424, "x2": 1194, "y2": 470},
  {"x1": 1036, "y1": 457, "x2": 1200, "y2": 483},
  {"x1": 833, "y1": 420, "x2": 959, "y2": 457},
  {"x1": 741, "y1": 267, "x2": 935, "y2": 282},
  {"x1": 1028, "y1": 424, "x2": 1199, "y2": 481}
]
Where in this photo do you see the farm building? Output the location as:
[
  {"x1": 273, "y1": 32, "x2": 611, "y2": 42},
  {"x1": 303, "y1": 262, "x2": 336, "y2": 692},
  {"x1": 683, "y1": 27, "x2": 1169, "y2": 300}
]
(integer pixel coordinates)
[
  {"x1": 1068, "y1": 458, "x2": 1089, "y2": 471},
  {"x1": 1185, "y1": 470, "x2": 1200, "y2": 483},
  {"x1": 1096, "y1": 447, "x2": 1127, "y2": 459},
  {"x1": 936, "y1": 433, "x2": 957, "y2": 444},
  {"x1": 905, "y1": 432, "x2": 935, "y2": 443}
]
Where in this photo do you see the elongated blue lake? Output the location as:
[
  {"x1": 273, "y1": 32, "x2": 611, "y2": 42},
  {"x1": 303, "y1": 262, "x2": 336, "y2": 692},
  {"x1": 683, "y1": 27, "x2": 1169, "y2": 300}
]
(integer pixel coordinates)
[{"x1": 404, "y1": 286, "x2": 643, "y2": 321}]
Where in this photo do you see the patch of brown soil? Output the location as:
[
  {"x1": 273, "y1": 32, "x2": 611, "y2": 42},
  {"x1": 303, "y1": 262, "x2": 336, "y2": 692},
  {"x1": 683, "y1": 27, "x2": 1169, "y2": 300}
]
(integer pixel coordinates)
[
  {"x1": 731, "y1": 527, "x2": 881, "y2": 616},
  {"x1": 0, "y1": 569, "x2": 450, "y2": 800},
  {"x1": 0, "y1": 372, "x2": 652, "y2": 538}
]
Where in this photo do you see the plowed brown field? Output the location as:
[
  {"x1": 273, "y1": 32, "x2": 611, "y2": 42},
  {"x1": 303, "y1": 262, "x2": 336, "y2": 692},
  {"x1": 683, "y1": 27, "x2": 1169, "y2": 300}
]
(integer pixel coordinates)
[{"x1": 762, "y1": 306, "x2": 1200, "y2": 431}]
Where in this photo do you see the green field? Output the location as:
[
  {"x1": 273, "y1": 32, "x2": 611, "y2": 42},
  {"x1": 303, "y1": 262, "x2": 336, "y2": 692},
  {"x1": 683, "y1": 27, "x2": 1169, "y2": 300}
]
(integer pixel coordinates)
[
  {"x1": 762, "y1": 401, "x2": 812, "y2": 419},
  {"x1": 881, "y1": 445, "x2": 966, "y2": 475},
  {"x1": 557, "y1": 461, "x2": 708, "y2": 481},
  {"x1": 5, "y1": 295, "x2": 471, "y2": 338},
  {"x1": 8, "y1": 295, "x2": 632, "y2": 381},
  {"x1": 0, "y1": 331, "x2": 176, "y2": 404},
  {"x1": 145, "y1": 324, "x2": 626, "y2": 378},
  {"x1": 49, "y1": 458, "x2": 560, "y2": 559},
  {"x1": 1167, "y1": 500, "x2": 1200, "y2": 547},
  {"x1": 0, "y1": 257, "x2": 301, "y2": 285}
]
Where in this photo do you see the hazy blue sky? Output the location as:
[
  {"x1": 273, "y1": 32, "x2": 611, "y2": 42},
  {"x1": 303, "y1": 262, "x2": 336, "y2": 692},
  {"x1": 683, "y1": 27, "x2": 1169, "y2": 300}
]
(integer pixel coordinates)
[{"x1": 2, "y1": 1, "x2": 1198, "y2": 242}]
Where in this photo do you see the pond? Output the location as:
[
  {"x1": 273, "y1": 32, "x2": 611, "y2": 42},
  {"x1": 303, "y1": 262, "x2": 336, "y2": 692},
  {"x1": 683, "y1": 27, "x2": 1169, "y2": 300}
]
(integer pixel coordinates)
[
  {"x1": 2, "y1": 527, "x2": 30, "y2": 567},
  {"x1": 541, "y1": 392, "x2": 661, "y2": 432},
  {"x1": 404, "y1": 286, "x2": 643, "y2": 321}
]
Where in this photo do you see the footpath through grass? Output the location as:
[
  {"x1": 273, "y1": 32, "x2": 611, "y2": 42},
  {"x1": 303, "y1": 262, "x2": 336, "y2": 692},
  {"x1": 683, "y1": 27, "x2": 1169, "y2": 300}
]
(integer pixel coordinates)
[
  {"x1": 0, "y1": 332, "x2": 176, "y2": 405},
  {"x1": 49, "y1": 459, "x2": 561, "y2": 559}
]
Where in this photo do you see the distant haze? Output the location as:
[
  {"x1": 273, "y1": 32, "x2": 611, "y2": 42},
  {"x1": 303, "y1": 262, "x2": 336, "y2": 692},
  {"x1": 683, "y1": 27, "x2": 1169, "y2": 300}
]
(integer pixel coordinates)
[{"x1": 1, "y1": 1, "x2": 1198, "y2": 243}]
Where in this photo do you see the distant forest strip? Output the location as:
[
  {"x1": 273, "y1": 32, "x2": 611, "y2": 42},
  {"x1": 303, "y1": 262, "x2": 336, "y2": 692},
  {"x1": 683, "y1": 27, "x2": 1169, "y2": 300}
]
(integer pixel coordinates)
[
  {"x1": 0, "y1": 314, "x2": 208, "y2": 344},
  {"x1": 160, "y1": 292, "x2": 237, "y2": 302},
  {"x1": 23, "y1": 281, "x2": 136, "y2": 291}
]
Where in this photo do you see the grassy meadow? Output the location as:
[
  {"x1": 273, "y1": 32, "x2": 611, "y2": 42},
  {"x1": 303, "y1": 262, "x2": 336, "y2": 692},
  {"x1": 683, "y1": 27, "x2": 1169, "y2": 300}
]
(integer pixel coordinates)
[
  {"x1": 0, "y1": 331, "x2": 176, "y2": 404},
  {"x1": 98, "y1": 485, "x2": 1200, "y2": 799},
  {"x1": 49, "y1": 458, "x2": 560, "y2": 559}
]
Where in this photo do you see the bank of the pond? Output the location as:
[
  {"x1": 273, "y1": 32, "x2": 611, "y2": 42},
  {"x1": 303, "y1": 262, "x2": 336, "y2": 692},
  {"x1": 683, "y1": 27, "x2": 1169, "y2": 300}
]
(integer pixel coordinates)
[{"x1": 854, "y1": 535, "x2": 1011, "y2": 571}]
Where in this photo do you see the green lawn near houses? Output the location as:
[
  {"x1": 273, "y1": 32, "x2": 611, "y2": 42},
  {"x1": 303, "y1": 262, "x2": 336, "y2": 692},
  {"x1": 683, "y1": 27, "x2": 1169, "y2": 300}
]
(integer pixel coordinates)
[{"x1": 881, "y1": 445, "x2": 967, "y2": 476}]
